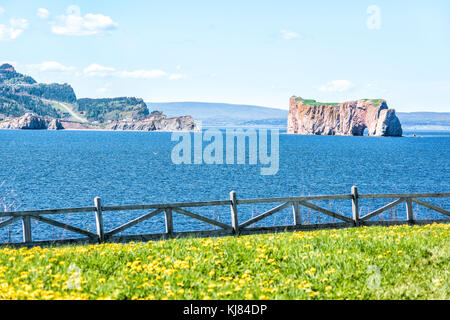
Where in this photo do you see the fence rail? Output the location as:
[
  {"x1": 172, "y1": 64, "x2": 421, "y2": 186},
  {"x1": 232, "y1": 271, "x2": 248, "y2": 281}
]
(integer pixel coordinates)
[{"x1": 1, "y1": 186, "x2": 449, "y2": 247}]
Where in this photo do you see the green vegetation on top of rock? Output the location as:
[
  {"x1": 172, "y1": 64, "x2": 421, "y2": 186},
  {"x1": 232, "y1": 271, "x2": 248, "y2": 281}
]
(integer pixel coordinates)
[
  {"x1": 76, "y1": 97, "x2": 150, "y2": 123},
  {"x1": 294, "y1": 97, "x2": 339, "y2": 106},
  {"x1": 361, "y1": 99, "x2": 385, "y2": 106},
  {"x1": 294, "y1": 97, "x2": 386, "y2": 107}
]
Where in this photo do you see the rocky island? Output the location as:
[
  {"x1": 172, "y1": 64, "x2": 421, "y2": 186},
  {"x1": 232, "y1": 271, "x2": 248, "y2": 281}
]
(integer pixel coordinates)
[
  {"x1": 288, "y1": 96, "x2": 402, "y2": 136},
  {"x1": 0, "y1": 64, "x2": 198, "y2": 132}
]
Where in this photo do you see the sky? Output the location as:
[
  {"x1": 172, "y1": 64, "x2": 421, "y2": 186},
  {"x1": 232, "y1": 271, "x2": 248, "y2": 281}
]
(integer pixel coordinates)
[{"x1": 1, "y1": 0, "x2": 449, "y2": 112}]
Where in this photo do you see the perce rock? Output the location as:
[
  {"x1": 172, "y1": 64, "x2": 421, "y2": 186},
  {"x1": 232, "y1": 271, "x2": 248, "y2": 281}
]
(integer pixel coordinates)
[{"x1": 287, "y1": 96, "x2": 403, "y2": 136}]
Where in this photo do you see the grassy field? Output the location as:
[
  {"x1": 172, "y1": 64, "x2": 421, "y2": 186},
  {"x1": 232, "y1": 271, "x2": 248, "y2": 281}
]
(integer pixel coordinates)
[{"x1": 0, "y1": 223, "x2": 448, "y2": 300}]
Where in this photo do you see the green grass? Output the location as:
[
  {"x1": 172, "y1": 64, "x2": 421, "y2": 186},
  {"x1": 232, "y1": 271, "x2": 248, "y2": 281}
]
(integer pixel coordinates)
[
  {"x1": 362, "y1": 99, "x2": 384, "y2": 105},
  {"x1": 0, "y1": 223, "x2": 449, "y2": 300},
  {"x1": 44, "y1": 100, "x2": 86, "y2": 122},
  {"x1": 295, "y1": 97, "x2": 386, "y2": 107},
  {"x1": 295, "y1": 98, "x2": 339, "y2": 106}
]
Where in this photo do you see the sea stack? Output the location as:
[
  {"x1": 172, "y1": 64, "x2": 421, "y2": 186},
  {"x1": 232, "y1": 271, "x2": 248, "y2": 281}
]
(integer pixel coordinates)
[{"x1": 287, "y1": 96, "x2": 402, "y2": 136}]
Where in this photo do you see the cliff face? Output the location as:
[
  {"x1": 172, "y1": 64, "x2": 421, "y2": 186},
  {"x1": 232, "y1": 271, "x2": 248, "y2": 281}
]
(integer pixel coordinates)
[
  {"x1": 0, "y1": 113, "x2": 63, "y2": 130},
  {"x1": 104, "y1": 112, "x2": 198, "y2": 132},
  {"x1": 287, "y1": 97, "x2": 402, "y2": 136}
]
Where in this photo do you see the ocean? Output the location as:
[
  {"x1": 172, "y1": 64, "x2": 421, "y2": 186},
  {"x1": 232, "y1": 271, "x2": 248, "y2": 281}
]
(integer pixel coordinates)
[{"x1": 1, "y1": 129, "x2": 449, "y2": 243}]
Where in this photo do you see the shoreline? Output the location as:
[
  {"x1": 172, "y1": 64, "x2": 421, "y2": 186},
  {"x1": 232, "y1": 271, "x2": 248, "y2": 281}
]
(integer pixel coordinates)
[{"x1": 0, "y1": 128, "x2": 200, "y2": 133}]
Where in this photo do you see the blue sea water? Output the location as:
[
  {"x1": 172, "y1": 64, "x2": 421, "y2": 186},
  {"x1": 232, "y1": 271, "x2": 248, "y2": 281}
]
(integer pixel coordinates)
[{"x1": 0, "y1": 129, "x2": 449, "y2": 243}]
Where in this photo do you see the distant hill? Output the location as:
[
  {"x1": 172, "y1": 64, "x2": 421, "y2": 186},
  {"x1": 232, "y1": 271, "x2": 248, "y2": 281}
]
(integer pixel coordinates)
[
  {"x1": 147, "y1": 101, "x2": 288, "y2": 126},
  {"x1": 0, "y1": 64, "x2": 77, "y2": 119},
  {"x1": 77, "y1": 97, "x2": 149, "y2": 123},
  {"x1": 397, "y1": 112, "x2": 450, "y2": 130}
]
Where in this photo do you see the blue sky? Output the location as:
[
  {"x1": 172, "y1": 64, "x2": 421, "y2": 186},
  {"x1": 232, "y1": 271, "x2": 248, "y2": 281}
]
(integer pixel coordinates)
[{"x1": 1, "y1": 0, "x2": 449, "y2": 112}]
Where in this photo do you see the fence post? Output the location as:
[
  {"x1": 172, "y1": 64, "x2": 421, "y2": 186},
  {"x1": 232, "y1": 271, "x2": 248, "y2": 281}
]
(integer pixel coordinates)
[
  {"x1": 165, "y1": 208, "x2": 173, "y2": 235},
  {"x1": 351, "y1": 186, "x2": 360, "y2": 227},
  {"x1": 406, "y1": 198, "x2": 414, "y2": 224},
  {"x1": 94, "y1": 197, "x2": 104, "y2": 243},
  {"x1": 292, "y1": 201, "x2": 301, "y2": 225},
  {"x1": 22, "y1": 216, "x2": 32, "y2": 243},
  {"x1": 230, "y1": 191, "x2": 239, "y2": 235}
]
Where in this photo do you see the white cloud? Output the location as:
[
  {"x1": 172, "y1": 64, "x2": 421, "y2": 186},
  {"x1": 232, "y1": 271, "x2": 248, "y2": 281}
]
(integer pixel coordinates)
[
  {"x1": 37, "y1": 8, "x2": 50, "y2": 19},
  {"x1": 83, "y1": 64, "x2": 116, "y2": 77},
  {"x1": 280, "y1": 30, "x2": 301, "y2": 40},
  {"x1": 318, "y1": 80, "x2": 355, "y2": 92},
  {"x1": 366, "y1": 5, "x2": 381, "y2": 30},
  {"x1": 0, "y1": 18, "x2": 28, "y2": 41},
  {"x1": 0, "y1": 26, "x2": 22, "y2": 40},
  {"x1": 27, "y1": 61, "x2": 75, "y2": 72},
  {"x1": 52, "y1": 5, "x2": 118, "y2": 36},
  {"x1": 118, "y1": 69, "x2": 167, "y2": 79},
  {"x1": 97, "y1": 82, "x2": 111, "y2": 94},
  {"x1": 9, "y1": 18, "x2": 28, "y2": 29},
  {"x1": 83, "y1": 64, "x2": 187, "y2": 80},
  {"x1": 0, "y1": 7, "x2": 5, "y2": 15}
]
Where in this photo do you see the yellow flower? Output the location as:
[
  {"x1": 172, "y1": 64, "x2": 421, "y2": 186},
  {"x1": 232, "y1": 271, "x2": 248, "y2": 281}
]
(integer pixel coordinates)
[{"x1": 305, "y1": 267, "x2": 316, "y2": 276}]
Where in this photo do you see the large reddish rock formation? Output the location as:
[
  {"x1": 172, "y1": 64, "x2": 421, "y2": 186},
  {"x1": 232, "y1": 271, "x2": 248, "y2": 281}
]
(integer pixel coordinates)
[{"x1": 287, "y1": 96, "x2": 402, "y2": 136}]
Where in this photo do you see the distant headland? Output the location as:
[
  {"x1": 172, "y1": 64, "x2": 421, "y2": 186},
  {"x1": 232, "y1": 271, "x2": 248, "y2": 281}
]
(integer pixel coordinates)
[
  {"x1": 0, "y1": 64, "x2": 197, "y2": 132},
  {"x1": 288, "y1": 96, "x2": 403, "y2": 137}
]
